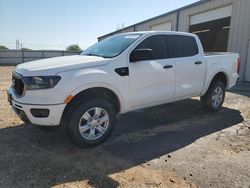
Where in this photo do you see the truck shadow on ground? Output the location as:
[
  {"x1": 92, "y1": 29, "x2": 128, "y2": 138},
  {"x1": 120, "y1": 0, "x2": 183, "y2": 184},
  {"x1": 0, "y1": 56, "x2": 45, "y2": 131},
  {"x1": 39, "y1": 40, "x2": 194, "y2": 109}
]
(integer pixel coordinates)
[
  {"x1": 229, "y1": 83, "x2": 250, "y2": 97},
  {"x1": 0, "y1": 98, "x2": 244, "y2": 187}
]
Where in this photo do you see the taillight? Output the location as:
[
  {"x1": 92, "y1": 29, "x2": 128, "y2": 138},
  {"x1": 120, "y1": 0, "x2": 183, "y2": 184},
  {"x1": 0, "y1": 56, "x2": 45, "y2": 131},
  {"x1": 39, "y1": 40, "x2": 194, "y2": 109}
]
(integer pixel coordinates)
[{"x1": 237, "y1": 57, "x2": 240, "y2": 74}]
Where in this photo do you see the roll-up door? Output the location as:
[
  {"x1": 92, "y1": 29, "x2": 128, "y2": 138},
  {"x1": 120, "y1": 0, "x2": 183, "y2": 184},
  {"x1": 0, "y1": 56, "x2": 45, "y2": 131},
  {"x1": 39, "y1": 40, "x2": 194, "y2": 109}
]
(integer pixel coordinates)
[{"x1": 189, "y1": 5, "x2": 233, "y2": 52}]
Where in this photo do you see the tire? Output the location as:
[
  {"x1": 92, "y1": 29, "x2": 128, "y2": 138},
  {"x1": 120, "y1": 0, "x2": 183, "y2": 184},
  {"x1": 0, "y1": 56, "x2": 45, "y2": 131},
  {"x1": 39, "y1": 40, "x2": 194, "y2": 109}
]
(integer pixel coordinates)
[
  {"x1": 67, "y1": 98, "x2": 116, "y2": 148},
  {"x1": 201, "y1": 81, "x2": 225, "y2": 112}
]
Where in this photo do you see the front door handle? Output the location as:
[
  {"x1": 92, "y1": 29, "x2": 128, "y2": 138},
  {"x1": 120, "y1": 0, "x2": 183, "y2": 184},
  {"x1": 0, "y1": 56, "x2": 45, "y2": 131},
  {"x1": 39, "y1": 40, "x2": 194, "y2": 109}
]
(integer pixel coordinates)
[
  {"x1": 163, "y1": 65, "x2": 173, "y2": 69},
  {"x1": 195, "y1": 61, "x2": 203, "y2": 65}
]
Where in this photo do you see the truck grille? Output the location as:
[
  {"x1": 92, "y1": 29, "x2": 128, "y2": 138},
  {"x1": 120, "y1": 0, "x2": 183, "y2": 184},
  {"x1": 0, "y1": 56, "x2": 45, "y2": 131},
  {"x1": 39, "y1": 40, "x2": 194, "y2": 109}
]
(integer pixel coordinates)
[{"x1": 12, "y1": 73, "x2": 24, "y2": 96}]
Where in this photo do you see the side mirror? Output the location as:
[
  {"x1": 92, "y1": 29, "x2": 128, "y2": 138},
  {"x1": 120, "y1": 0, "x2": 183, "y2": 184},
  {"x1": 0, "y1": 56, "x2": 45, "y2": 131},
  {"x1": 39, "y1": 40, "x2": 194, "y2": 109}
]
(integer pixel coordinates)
[{"x1": 130, "y1": 49, "x2": 153, "y2": 62}]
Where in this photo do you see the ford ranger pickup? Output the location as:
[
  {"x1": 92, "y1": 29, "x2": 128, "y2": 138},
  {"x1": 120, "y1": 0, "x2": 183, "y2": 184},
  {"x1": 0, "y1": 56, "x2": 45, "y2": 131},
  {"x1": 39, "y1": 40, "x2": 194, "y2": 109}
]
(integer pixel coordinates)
[{"x1": 7, "y1": 31, "x2": 240, "y2": 147}]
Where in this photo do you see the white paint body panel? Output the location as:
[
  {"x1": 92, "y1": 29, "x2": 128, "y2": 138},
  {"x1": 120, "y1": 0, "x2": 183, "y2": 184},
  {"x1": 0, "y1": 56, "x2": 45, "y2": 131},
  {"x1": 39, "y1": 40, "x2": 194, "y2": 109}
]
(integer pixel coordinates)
[
  {"x1": 129, "y1": 58, "x2": 175, "y2": 108},
  {"x1": 8, "y1": 87, "x2": 65, "y2": 126},
  {"x1": 202, "y1": 53, "x2": 240, "y2": 94},
  {"x1": 174, "y1": 36, "x2": 206, "y2": 98},
  {"x1": 15, "y1": 55, "x2": 110, "y2": 76},
  {"x1": 190, "y1": 5, "x2": 233, "y2": 25},
  {"x1": 8, "y1": 31, "x2": 239, "y2": 126}
]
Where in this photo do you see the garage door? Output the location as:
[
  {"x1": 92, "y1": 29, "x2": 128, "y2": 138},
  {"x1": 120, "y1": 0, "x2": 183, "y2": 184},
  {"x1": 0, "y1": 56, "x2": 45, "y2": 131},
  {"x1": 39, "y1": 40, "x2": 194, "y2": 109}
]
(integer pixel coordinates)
[
  {"x1": 189, "y1": 5, "x2": 233, "y2": 52},
  {"x1": 190, "y1": 5, "x2": 232, "y2": 25},
  {"x1": 150, "y1": 21, "x2": 172, "y2": 31}
]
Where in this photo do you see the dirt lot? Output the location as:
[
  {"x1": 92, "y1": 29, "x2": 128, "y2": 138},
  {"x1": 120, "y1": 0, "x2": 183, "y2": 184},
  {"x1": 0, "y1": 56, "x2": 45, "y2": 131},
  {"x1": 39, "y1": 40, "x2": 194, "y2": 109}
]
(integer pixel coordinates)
[{"x1": 0, "y1": 66, "x2": 250, "y2": 188}]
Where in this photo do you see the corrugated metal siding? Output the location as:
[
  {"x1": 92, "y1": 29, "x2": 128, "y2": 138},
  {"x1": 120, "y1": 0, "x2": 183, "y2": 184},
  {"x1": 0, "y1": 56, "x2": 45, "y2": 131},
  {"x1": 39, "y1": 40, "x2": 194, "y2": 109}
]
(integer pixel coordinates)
[
  {"x1": 99, "y1": 26, "x2": 135, "y2": 40},
  {"x1": 98, "y1": 13, "x2": 176, "y2": 41},
  {"x1": 178, "y1": 0, "x2": 233, "y2": 32},
  {"x1": 122, "y1": 27, "x2": 135, "y2": 32},
  {"x1": 135, "y1": 13, "x2": 177, "y2": 31},
  {"x1": 227, "y1": 0, "x2": 250, "y2": 80}
]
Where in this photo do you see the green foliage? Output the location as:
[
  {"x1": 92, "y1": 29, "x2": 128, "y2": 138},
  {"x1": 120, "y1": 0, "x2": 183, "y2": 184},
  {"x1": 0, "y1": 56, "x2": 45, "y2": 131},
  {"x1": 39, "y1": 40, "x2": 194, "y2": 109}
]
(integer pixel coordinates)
[
  {"x1": 66, "y1": 44, "x2": 82, "y2": 52},
  {"x1": 0, "y1": 45, "x2": 9, "y2": 50}
]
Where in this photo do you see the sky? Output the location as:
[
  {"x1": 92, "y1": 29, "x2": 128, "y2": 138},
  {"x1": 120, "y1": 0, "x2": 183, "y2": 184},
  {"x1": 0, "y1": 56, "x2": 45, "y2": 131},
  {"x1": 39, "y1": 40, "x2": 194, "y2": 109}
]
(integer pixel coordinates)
[{"x1": 0, "y1": 0, "x2": 199, "y2": 50}]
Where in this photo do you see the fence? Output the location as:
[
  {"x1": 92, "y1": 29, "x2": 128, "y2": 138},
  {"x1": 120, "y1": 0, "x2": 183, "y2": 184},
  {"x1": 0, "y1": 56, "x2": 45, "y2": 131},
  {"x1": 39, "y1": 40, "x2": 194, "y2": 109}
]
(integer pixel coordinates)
[{"x1": 0, "y1": 50, "x2": 81, "y2": 65}]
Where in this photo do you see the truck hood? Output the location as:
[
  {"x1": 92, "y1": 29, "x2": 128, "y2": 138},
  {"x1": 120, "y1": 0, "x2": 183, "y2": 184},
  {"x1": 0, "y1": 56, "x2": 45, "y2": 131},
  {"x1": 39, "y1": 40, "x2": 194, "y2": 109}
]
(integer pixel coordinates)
[{"x1": 15, "y1": 55, "x2": 110, "y2": 76}]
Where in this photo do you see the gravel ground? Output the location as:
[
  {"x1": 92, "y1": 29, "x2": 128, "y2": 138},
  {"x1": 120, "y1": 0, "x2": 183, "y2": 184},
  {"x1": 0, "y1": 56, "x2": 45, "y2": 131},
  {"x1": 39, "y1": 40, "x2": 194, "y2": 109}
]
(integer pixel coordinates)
[{"x1": 0, "y1": 66, "x2": 249, "y2": 188}]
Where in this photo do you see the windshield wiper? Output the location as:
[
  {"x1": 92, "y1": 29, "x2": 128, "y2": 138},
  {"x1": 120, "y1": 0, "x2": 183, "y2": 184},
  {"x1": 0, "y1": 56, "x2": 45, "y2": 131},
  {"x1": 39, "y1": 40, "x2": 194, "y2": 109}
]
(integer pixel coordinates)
[
  {"x1": 84, "y1": 53, "x2": 110, "y2": 58},
  {"x1": 84, "y1": 53, "x2": 97, "y2": 56}
]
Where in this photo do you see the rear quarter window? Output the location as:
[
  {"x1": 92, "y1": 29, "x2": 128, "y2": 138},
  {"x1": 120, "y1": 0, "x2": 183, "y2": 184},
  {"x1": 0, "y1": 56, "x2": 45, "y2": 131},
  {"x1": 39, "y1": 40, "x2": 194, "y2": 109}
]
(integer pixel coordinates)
[{"x1": 167, "y1": 35, "x2": 199, "y2": 58}]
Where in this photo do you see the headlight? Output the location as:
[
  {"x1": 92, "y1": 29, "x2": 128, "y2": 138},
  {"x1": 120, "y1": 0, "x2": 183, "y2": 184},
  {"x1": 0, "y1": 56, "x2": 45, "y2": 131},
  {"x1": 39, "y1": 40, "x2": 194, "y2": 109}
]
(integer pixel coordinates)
[{"x1": 23, "y1": 76, "x2": 61, "y2": 90}]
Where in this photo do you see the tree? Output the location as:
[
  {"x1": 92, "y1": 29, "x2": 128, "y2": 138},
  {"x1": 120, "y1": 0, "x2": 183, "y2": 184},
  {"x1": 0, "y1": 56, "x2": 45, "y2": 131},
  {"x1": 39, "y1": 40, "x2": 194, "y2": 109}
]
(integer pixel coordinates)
[
  {"x1": 66, "y1": 44, "x2": 82, "y2": 52},
  {"x1": 0, "y1": 45, "x2": 9, "y2": 50}
]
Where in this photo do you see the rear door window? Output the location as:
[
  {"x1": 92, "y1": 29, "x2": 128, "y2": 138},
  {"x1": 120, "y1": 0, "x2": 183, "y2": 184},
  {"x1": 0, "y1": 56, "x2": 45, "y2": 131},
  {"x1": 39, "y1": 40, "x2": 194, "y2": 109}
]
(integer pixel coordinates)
[{"x1": 167, "y1": 35, "x2": 199, "y2": 58}]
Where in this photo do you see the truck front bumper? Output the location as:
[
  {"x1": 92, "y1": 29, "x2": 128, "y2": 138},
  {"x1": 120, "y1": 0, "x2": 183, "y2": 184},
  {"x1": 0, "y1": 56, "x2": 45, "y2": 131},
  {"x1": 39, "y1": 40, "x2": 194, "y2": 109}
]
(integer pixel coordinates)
[{"x1": 7, "y1": 89, "x2": 66, "y2": 126}]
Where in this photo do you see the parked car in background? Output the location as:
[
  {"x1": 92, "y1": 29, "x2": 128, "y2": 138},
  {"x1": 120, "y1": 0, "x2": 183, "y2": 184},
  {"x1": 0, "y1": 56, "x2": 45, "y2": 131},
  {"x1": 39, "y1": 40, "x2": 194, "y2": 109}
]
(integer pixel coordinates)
[{"x1": 7, "y1": 31, "x2": 240, "y2": 147}]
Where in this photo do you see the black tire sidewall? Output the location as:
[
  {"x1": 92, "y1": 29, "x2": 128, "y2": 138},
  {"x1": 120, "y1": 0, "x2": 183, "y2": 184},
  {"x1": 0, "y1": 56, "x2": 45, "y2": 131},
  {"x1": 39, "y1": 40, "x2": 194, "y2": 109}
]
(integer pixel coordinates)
[
  {"x1": 205, "y1": 81, "x2": 226, "y2": 111},
  {"x1": 68, "y1": 98, "x2": 116, "y2": 147}
]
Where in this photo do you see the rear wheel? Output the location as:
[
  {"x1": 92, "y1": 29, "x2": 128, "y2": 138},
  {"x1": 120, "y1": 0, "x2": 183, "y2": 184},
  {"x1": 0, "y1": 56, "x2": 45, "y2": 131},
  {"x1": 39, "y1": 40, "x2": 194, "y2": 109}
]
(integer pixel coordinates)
[
  {"x1": 201, "y1": 81, "x2": 225, "y2": 112},
  {"x1": 67, "y1": 98, "x2": 116, "y2": 148}
]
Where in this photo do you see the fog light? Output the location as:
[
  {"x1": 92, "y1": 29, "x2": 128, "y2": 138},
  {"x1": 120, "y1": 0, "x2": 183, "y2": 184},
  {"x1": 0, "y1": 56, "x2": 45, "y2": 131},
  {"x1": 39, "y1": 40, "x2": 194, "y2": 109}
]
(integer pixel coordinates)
[{"x1": 30, "y1": 109, "x2": 49, "y2": 118}]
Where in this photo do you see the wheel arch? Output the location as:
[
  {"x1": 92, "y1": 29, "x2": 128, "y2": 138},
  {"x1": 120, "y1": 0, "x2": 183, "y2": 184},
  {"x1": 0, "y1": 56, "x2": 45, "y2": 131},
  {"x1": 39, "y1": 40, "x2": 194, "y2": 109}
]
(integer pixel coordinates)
[
  {"x1": 61, "y1": 86, "x2": 124, "y2": 125},
  {"x1": 202, "y1": 71, "x2": 229, "y2": 96}
]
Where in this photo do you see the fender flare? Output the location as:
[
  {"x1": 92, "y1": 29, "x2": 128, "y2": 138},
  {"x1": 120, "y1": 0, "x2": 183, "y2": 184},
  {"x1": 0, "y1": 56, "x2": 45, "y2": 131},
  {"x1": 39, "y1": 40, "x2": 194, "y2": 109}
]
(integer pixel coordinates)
[
  {"x1": 68, "y1": 82, "x2": 126, "y2": 113},
  {"x1": 201, "y1": 70, "x2": 229, "y2": 96}
]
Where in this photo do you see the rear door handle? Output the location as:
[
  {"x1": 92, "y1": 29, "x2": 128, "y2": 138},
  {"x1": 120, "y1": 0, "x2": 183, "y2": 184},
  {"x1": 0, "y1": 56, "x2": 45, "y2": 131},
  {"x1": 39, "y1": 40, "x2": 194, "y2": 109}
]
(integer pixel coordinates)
[
  {"x1": 163, "y1": 65, "x2": 173, "y2": 69},
  {"x1": 195, "y1": 61, "x2": 203, "y2": 65}
]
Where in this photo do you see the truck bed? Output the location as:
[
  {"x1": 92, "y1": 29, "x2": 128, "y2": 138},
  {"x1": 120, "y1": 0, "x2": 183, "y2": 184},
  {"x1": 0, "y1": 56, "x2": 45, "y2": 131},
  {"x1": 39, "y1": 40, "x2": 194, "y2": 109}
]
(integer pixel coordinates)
[
  {"x1": 205, "y1": 52, "x2": 238, "y2": 56},
  {"x1": 204, "y1": 52, "x2": 239, "y2": 89}
]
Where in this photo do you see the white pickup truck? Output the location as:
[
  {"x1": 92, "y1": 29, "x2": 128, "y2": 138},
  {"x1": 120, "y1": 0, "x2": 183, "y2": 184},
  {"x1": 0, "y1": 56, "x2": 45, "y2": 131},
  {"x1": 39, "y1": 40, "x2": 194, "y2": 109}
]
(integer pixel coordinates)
[{"x1": 7, "y1": 31, "x2": 240, "y2": 147}]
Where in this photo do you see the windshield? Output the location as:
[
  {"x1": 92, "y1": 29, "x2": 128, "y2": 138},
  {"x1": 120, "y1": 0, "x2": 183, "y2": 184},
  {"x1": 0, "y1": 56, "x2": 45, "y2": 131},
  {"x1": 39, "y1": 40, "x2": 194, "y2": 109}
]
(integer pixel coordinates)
[{"x1": 82, "y1": 34, "x2": 142, "y2": 58}]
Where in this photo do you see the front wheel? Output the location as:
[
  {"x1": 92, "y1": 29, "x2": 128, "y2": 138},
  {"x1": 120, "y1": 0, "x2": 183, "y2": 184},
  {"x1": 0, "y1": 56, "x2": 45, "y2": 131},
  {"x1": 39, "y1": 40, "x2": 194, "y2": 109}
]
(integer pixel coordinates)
[
  {"x1": 201, "y1": 81, "x2": 225, "y2": 112},
  {"x1": 67, "y1": 98, "x2": 116, "y2": 148}
]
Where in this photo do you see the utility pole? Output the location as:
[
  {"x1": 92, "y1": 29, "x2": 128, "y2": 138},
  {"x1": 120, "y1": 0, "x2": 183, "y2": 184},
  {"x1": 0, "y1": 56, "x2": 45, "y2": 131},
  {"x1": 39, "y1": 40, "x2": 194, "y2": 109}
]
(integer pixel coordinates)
[{"x1": 16, "y1": 39, "x2": 20, "y2": 50}]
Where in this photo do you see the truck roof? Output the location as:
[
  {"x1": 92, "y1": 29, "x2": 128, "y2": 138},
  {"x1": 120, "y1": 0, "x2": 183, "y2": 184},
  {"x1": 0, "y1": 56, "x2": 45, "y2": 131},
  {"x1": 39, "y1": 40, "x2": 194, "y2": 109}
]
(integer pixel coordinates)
[{"x1": 116, "y1": 31, "x2": 197, "y2": 37}]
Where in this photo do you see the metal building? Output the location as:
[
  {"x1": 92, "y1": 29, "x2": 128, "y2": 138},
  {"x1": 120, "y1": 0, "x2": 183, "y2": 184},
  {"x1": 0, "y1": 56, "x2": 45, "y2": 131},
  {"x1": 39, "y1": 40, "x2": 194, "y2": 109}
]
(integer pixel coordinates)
[{"x1": 98, "y1": 0, "x2": 250, "y2": 81}]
